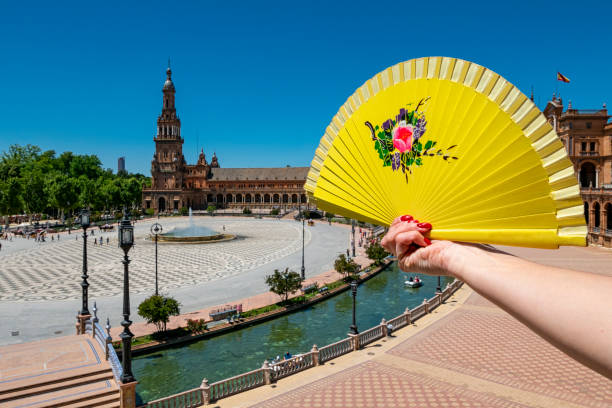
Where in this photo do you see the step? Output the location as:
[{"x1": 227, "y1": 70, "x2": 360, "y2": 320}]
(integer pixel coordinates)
[
  {"x1": 3, "y1": 379, "x2": 118, "y2": 408},
  {"x1": 61, "y1": 392, "x2": 120, "y2": 408},
  {"x1": 0, "y1": 370, "x2": 114, "y2": 403},
  {"x1": 0, "y1": 366, "x2": 112, "y2": 397}
]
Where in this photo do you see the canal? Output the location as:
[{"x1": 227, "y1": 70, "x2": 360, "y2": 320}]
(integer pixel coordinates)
[{"x1": 134, "y1": 263, "x2": 453, "y2": 403}]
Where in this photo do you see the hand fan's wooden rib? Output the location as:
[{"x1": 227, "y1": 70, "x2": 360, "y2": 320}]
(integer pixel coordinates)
[
  {"x1": 475, "y1": 69, "x2": 496, "y2": 95},
  {"x1": 464, "y1": 63, "x2": 484, "y2": 88},
  {"x1": 516, "y1": 106, "x2": 541, "y2": 130},
  {"x1": 556, "y1": 205, "x2": 586, "y2": 227},
  {"x1": 391, "y1": 64, "x2": 401, "y2": 85},
  {"x1": 415, "y1": 58, "x2": 425, "y2": 79},
  {"x1": 551, "y1": 184, "x2": 581, "y2": 202},
  {"x1": 549, "y1": 167, "x2": 578, "y2": 190},
  {"x1": 451, "y1": 59, "x2": 469, "y2": 83},
  {"x1": 440, "y1": 57, "x2": 454, "y2": 80},
  {"x1": 557, "y1": 226, "x2": 587, "y2": 246},
  {"x1": 499, "y1": 87, "x2": 522, "y2": 113},
  {"x1": 524, "y1": 116, "x2": 551, "y2": 143},
  {"x1": 427, "y1": 57, "x2": 440, "y2": 78},
  {"x1": 542, "y1": 149, "x2": 573, "y2": 176},
  {"x1": 534, "y1": 135, "x2": 564, "y2": 159},
  {"x1": 490, "y1": 80, "x2": 512, "y2": 104},
  {"x1": 402, "y1": 60, "x2": 413, "y2": 81}
]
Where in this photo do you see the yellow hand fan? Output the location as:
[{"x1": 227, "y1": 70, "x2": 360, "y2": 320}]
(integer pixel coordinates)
[{"x1": 306, "y1": 57, "x2": 586, "y2": 248}]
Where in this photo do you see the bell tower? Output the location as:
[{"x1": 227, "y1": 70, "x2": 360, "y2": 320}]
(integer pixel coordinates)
[{"x1": 151, "y1": 63, "x2": 185, "y2": 194}]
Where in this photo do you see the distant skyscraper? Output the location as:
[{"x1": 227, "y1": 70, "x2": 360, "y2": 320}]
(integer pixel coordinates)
[{"x1": 118, "y1": 157, "x2": 126, "y2": 173}]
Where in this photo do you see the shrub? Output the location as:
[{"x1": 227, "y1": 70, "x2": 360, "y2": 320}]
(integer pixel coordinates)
[
  {"x1": 179, "y1": 206, "x2": 189, "y2": 216},
  {"x1": 334, "y1": 254, "x2": 359, "y2": 281},
  {"x1": 206, "y1": 205, "x2": 216, "y2": 216},
  {"x1": 242, "y1": 207, "x2": 252, "y2": 214},
  {"x1": 137, "y1": 295, "x2": 181, "y2": 332},
  {"x1": 186, "y1": 318, "x2": 207, "y2": 334},
  {"x1": 265, "y1": 268, "x2": 303, "y2": 304},
  {"x1": 365, "y1": 240, "x2": 389, "y2": 266},
  {"x1": 145, "y1": 208, "x2": 155, "y2": 216},
  {"x1": 270, "y1": 208, "x2": 280, "y2": 215}
]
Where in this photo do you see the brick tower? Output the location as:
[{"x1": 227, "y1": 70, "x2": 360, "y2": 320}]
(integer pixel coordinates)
[{"x1": 150, "y1": 63, "x2": 186, "y2": 212}]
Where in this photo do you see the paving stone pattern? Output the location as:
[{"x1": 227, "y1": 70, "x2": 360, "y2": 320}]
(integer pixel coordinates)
[
  {"x1": 250, "y1": 361, "x2": 531, "y2": 408},
  {"x1": 0, "y1": 219, "x2": 310, "y2": 302},
  {"x1": 387, "y1": 295, "x2": 612, "y2": 408}
]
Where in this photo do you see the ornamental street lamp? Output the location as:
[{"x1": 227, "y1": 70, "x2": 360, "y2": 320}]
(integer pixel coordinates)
[
  {"x1": 349, "y1": 280, "x2": 359, "y2": 335},
  {"x1": 150, "y1": 223, "x2": 163, "y2": 295},
  {"x1": 118, "y1": 210, "x2": 135, "y2": 384},
  {"x1": 79, "y1": 209, "x2": 90, "y2": 316},
  {"x1": 436, "y1": 275, "x2": 442, "y2": 293}
]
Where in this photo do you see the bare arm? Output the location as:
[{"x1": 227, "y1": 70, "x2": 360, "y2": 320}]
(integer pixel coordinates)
[{"x1": 381, "y1": 218, "x2": 612, "y2": 379}]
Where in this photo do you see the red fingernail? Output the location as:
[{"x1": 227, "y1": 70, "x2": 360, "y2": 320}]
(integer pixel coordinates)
[
  {"x1": 417, "y1": 222, "x2": 432, "y2": 230},
  {"x1": 424, "y1": 237, "x2": 432, "y2": 246},
  {"x1": 400, "y1": 215, "x2": 413, "y2": 222},
  {"x1": 412, "y1": 219, "x2": 419, "y2": 224}
]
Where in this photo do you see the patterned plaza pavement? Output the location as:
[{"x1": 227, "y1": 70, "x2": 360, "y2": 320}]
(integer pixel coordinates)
[
  {"x1": 219, "y1": 246, "x2": 612, "y2": 408},
  {"x1": 0, "y1": 218, "x2": 312, "y2": 301},
  {"x1": 0, "y1": 217, "x2": 351, "y2": 345}
]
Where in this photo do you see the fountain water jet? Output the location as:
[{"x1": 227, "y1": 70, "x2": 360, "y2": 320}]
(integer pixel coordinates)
[{"x1": 152, "y1": 208, "x2": 235, "y2": 243}]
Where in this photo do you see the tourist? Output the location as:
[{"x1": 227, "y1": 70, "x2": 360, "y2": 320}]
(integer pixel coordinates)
[
  {"x1": 107, "y1": 237, "x2": 109, "y2": 245},
  {"x1": 284, "y1": 351, "x2": 292, "y2": 360},
  {"x1": 381, "y1": 215, "x2": 612, "y2": 379}
]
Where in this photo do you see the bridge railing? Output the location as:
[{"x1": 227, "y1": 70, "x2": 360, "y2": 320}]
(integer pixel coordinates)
[{"x1": 139, "y1": 279, "x2": 464, "y2": 407}]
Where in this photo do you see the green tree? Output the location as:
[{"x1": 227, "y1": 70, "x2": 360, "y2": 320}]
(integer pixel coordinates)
[
  {"x1": 0, "y1": 178, "x2": 23, "y2": 227},
  {"x1": 206, "y1": 205, "x2": 216, "y2": 216},
  {"x1": 137, "y1": 295, "x2": 181, "y2": 332},
  {"x1": 21, "y1": 168, "x2": 47, "y2": 220},
  {"x1": 365, "y1": 240, "x2": 389, "y2": 266},
  {"x1": 265, "y1": 268, "x2": 303, "y2": 304},
  {"x1": 334, "y1": 254, "x2": 359, "y2": 281}
]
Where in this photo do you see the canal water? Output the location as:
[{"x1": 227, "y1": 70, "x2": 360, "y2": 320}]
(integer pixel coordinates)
[{"x1": 134, "y1": 263, "x2": 453, "y2": 403}]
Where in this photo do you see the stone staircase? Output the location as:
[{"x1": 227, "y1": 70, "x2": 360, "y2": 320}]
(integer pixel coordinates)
[{"x1": 0, "y1": 364, "x2": 119, "y2": 408}]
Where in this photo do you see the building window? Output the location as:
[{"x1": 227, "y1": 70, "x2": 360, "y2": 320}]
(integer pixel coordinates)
[
  {"x1": 586, "y1": 122, "x2": 592, "y2": 129},
  {"x1": 590, "y1": 142, "x2": 595, "y2": 151},
  {"x1": 569, "y1": 122, "x2": 573, "y2": 129},
  {"x1": 581, "y1": 142, "x2": 586, "y2": 152}
]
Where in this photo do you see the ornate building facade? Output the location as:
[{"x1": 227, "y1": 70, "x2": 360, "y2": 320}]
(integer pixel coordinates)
[
  {"x1": 142, "y1": 67, "x2": 309, "y2": 213},
  {"x1": 543, "y1": 95, "x2": 612, "y2": 247}
]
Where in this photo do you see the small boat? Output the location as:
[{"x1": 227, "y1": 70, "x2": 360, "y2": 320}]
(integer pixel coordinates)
[{"x1": 405, "y1": 277, "x2": 423, "y2": 288}]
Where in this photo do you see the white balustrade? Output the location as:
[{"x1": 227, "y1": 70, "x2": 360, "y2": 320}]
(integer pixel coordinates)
[
  {"x1": 358, "y1": 325, "x2": 383, "y2": 347},
  {"x1": 270, "y1": 353, "x2": 314, "y2": 380},
  {"x1": 145, "y1": 388, "x2": 203, "y2": 408},
  {"x1": 209, "y1": 368, "x2": 265, "y2": 400},
  {"x1": 319, "y1": 337, "x2": 353, "y2": 363}
]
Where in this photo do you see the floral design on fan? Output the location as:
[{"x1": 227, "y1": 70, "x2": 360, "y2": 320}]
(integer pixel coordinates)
[{"x1": 364, "y1": 98, "x2": 458, "y2": 182}]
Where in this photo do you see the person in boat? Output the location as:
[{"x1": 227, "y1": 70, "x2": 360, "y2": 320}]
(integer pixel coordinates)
[
  {"x1": 381, "y1": 214, "x2": 612, "y2": 380},
  {"x1": 408, "y1": 276, "x2": 414, "y2": 282}
]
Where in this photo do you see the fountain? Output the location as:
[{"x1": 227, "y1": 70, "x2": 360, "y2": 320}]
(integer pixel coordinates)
[{"x1": 154, "y1": 208, "x2": 235, "y2": 243}]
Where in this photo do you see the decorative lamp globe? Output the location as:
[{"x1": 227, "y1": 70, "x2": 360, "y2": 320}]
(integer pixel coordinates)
[
  {"x1": 119, "y1": 215, "x2": 134, "y2": 248},
  {"x1": 80, "y1": 210, "x2": 90, "y2": 229}
]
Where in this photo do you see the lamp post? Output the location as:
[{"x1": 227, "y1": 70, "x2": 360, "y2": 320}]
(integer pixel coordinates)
[
  {"x1": 436, "y1": 275, "x2": 442, "y2": 293},
  {"x1": 300, "y1": 206, "x2": 305, "y2": 280},
  {"x1": 351, "y1": 219, "x2": 356, "y2": 257},
  {"x1": 118, "y1": 210, "x2": 135, "y2": 384},
  {"x1": 79, "y1": 209, "x2": 90, "y2": 316},
  {"x1": 349, "y1": 280, "x2": 358, "y2": 334},
  {"x1": 150, "y1": 223, "x2": 163, "y2": 295}
]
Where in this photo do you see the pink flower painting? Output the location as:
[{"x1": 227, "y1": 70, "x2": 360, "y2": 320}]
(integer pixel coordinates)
[{"x1": 392, "y1": 121, "x2": 413, "y2": 153}]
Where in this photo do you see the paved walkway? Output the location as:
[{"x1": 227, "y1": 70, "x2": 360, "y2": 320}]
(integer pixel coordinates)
[{"x1": 217, "y1": 245, "x2": 612, "y2": 408}]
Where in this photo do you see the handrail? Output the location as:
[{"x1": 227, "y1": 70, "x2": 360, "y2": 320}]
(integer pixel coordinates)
[
  {"x1": 319, "y1": 337, "x2": 353, "y2": 363},
  {"x1": 411, "y1": 303, "x2": 427, "y2": 320},
  {"x1": 270, "y1": 352, "x2": 314, "y2": 380},
  {"x1": 387, "y1": 313, "x2": 408, "y2": 330},
  {"x1": 145, "y1": 388, "x2": 203, "y2": 408},
  {"x1": 209, "y1": 367, "x2": 265, "y2": 401},
  {"x1": 358, "y1": 325, "x2": 383, "y2": 347},
  {"x1": 93, "y1": 321, "x2": 106, "y2": 351},
  {"x1": 108, "y1": 343, "x2": 123, "y2": 383}
]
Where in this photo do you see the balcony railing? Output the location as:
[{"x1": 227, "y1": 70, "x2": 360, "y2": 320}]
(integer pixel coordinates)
[
  {"x1": 593, "y1": 227, "x2": 601, "y2": 233},
  {"x1": 579, "y1": 151, "x2": 598, "y2": 156}
]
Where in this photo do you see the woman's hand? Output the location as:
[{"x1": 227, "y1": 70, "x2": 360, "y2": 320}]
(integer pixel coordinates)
[{"x1": 381, "y1": 215, "x2": 492, "y2": 278}]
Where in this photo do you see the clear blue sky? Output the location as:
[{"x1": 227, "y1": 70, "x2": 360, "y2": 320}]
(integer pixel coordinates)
[{"x1": 1, "y1": 0, "x2": 610, "y2": 174}]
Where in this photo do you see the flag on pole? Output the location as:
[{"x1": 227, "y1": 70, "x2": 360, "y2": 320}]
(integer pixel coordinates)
[{"x1": 557, "y1": 72, "x2": 570, "y2": 83}]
